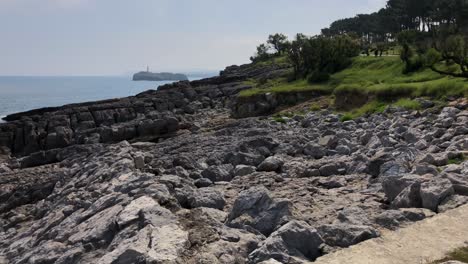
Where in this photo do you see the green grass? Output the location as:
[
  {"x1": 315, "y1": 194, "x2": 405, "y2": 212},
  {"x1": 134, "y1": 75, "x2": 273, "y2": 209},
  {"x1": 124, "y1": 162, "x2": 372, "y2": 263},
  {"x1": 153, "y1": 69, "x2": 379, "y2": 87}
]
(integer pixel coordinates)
[
  {"x1": 340, "y1": 100, "x2": 388, "y2": 120},
  {"x1": 272, "y1": 116, "x2": 287, "y2": 123},
  {"x1": 330, "y1": 56, "x2": 468, "y2": 99},
  {"x1": 432, "y1": 247, "x2": 468, "y2": 263},
  {"x1": 393, "y1": 98, "x2": 422, "y2": 110},
  {"x1": 253, "y1": 55, "x2": 290, "y2": 67},
  {"x1": 340, "y1": 114, "x2": 354, "y2": 122},
  {"x1": 339, "y1": 98, "x2": 425, "y2": 120},
  {"x1": 448, "y1": 154, "x2": 467, "y2": 165},
  {"x1": 239, "y1": 79, "x2": 333, "y2": 97},
  {"x1": 240, "y1": 56, "x2": 468, "y2": 100},
  {"x1": 309, "y1": 103, "x2": 322, "y2": 111}
]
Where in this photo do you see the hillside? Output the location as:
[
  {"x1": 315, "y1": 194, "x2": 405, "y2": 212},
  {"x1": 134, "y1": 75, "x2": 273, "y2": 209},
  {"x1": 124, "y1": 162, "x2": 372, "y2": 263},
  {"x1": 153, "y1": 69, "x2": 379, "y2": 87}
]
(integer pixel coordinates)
[
  {"x1": 233, "y1": 56, "x2": 468, "y2": 119},
  {"x1": 241, "y1": 56, "x2": 468, "y2": 98}
]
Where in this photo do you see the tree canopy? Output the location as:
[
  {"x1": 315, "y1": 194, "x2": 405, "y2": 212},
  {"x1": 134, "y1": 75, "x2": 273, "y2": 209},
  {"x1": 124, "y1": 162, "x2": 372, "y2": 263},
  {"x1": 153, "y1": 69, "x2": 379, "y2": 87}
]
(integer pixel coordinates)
[{"x1": 251, "y1": 0, "x2": 468, "y2": 79}]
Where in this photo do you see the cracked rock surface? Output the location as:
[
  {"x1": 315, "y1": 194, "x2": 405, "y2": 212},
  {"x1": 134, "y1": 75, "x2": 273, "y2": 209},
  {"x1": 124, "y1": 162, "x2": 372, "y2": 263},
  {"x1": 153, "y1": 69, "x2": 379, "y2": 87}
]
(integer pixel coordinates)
[{"x1": 0, "y1": 64, "x2": 467, "y2": 263}]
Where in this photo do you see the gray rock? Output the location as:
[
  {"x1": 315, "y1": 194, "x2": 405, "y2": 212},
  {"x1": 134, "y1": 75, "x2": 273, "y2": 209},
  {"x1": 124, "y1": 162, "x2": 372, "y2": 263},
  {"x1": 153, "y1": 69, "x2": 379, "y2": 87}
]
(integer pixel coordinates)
[
  {"x1": 367, "y1": 151, "x2": 392, "y2": 177},
  {"x1": 233, "y1": 165, "x2": 256, "y2": 177},
  {"x1": 201, "y1": 164, "x2": 234, "y2": 182},
  {"x1": 319, "y1": 135, "x2": 338, "y2": 149},
  {"x1": 438, "y1": 195, "x2": 468, "y2": 213},
  {"x1": 319, "y1": 163, "x2": 346, "y2": 177},
  {"x1": 227, "y1": 186, "x2": 293, "y2": 236},
  {"x1": 194, "y1": 178, "x2": 213, "y2": 188},
  {"x1": 99, "y1": 224, "x2": 188, "y2": 263},
  {"x1": 117, "y1": 196, "x2": 158, "y2": 227},
  {"x1": 303, "y1": 143, "x2": 325, "y2": 159},
  {"x1": 411, "y1": 163, "x2": 439, "y2": 176},
  {"x1": 188, "y1": 187, "x2": 226, "y2": 210},
  {"x1": 336, "y1": 145, "x2": 351, "y2": 155},
  {"x1": 257, "y1": 156, "x2": 283, "y2": 172},
  {"x1": 382, "y1": 174, "x2": 427, "y2": 202},
  {"x1": 317, "y1": 224, "x2": 380, "y2": 248},
  {"x1": 318, "y1": 177, "x2": 347, "y2": 189},
  {"x1": 379, "y1": 161, "x2": 410, "y2": 177},
  {"x1": 335, "y1": 207, "x2": 371, "y2": 226},
  {"x1": 391, "y1": 182, "x2": 422, "y2": 208},
  {"x1": 68, "y1": 204, "x2": 123, "y2": 245},
  {"x1": 249, "y1": 220, "x2": 324, "y2": 263},
  {"x1": 420, "y1": 178, "x2": 455, "y2": 212}
]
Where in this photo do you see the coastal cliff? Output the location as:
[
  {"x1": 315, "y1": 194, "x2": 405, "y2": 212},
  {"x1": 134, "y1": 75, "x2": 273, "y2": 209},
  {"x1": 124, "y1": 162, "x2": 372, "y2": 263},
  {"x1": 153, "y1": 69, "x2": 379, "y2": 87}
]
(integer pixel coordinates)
[
  {"x1": 132, "y1": 71, "x2": 188, "y2": 81},
  {"x1": 0, "y1": 61, "x2": 467, "y2": 263}
]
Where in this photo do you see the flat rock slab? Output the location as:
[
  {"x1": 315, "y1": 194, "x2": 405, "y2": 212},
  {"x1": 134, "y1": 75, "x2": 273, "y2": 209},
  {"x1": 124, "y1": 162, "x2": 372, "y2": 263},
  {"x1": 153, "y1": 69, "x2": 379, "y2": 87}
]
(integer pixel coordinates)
[{"x1": 314, "y1": 204, "x2": 468, "y2": 264}]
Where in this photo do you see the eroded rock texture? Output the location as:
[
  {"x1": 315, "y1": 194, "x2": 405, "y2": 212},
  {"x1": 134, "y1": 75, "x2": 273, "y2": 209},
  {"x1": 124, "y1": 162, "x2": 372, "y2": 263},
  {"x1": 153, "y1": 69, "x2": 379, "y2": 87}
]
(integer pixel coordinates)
[{"x1": 0, "y1": 63, "x2": 467, "y2": 263}]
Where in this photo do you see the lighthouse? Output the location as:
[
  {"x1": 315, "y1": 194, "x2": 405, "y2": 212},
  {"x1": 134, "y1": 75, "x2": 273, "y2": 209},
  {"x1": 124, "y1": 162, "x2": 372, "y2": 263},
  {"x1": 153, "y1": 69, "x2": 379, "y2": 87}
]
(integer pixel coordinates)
[{"x1": 146, "y1": 65, "x2": 149, "y2": 73}]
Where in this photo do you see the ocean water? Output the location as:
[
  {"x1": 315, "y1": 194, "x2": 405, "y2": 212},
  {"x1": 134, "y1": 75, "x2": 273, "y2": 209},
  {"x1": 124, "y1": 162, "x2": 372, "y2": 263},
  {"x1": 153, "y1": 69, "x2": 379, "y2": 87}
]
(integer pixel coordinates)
[{"x1": 0, "y1": 76, "x2": 206, "y2": 121}]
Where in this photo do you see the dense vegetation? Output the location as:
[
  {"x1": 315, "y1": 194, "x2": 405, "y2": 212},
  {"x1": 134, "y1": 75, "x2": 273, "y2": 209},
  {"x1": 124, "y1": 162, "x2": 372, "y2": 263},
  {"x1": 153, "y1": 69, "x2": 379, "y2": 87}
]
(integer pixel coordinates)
[
  {"x1": 251, "y1": 0, "x2": 468, "y2": 79},
  {"x1": 246, "y1": 0, "x2": 468, "y2": 118},
  {"x1": 242, "y1": 56, "x2": 468, "y2": 98}
]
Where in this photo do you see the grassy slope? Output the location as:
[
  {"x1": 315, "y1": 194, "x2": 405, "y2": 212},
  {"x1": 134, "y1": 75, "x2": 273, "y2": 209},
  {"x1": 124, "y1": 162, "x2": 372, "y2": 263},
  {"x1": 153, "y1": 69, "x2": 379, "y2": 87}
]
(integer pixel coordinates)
[{"x1": 240, "y1": 56, "x2": 468, "y2": 98}]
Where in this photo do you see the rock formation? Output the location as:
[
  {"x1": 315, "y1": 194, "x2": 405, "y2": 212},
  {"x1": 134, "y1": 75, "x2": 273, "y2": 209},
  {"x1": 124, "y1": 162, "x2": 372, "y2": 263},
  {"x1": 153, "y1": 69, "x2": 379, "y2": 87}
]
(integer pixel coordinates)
[
  {"x1": 0, "y1": 61, "x2": 467, "y2": 263},
  {"x1": 132, "y1": 72, "x2": 189, "y2": 81}
]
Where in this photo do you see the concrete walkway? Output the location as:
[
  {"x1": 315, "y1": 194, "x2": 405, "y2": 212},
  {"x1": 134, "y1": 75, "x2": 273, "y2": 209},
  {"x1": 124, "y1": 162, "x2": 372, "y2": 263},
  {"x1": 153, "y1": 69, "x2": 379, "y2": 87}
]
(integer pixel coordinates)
[{"x1": 314, "y1": 204, "x2": 468, "y2": 264}]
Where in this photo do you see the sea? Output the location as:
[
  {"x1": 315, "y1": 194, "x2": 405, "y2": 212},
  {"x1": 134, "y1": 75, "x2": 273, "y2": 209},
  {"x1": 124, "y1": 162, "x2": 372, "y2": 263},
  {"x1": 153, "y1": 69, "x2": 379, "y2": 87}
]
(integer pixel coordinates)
[{"x1": 0, "y1": 75, "x2": 210, "y2": 122}]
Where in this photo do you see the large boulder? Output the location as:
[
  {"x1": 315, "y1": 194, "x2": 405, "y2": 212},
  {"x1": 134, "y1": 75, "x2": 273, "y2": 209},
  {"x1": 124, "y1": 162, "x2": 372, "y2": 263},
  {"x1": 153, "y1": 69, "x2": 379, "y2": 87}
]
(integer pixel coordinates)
[
  {"x1": 391, "y1": 182, "x2": 423, "y2": 208},
  {"x1": 233, "y1": 165, "x2": 256, "y2": 177},
  {"x1": 374, "y1": 209, "x2": 434, "y2": 230},
  {"x1": 257, "y1": 156, "x2": 283, "y2": 172},
  {"x1": 226, "y1": 186, "x2": 293, "y2": 236},
  {"x1": 317, "y1": 224, "x2": 380, "y2": 248},
  {"x1": 249, "y1": 221, "x2": 324, "y2": 263},
  {"x1": 201, "y1": 164, "x2": 234, "y2": 182},
  {"x1": 382, "y1": 174, "x2": 427, "y2": 202},
  {"x1": 188, "y1": 187, "x2": 226, "y2": 210},
  {"x1": 420, "y1": 178, "x2": 455, "y2": 212},
  {"x1": 99, "y1": 224, "x2": 189, "y2": 263},
  {"x1": 303, "y1": 143, "x2": 325, "y2": 159}
]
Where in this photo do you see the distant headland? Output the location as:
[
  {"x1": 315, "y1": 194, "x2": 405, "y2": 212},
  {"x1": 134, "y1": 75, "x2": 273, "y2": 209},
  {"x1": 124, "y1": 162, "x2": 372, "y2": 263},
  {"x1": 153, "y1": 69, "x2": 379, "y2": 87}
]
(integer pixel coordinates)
[{"x1": 133, "y1": 67, "x2": 188, "y2": 81}]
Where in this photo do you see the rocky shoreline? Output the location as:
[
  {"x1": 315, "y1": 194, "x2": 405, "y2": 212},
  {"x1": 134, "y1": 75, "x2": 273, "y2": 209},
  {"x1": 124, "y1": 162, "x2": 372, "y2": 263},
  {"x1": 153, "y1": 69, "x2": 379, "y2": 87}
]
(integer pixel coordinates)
[{"x1": 0, "y1": 62, "x2": 467, "y2": 263}]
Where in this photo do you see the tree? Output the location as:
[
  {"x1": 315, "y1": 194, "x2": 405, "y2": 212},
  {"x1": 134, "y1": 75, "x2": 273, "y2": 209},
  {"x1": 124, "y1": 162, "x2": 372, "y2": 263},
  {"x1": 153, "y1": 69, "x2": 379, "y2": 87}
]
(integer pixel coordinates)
[
  {"x1": 250, "y1": 43, "x2": 271, "y2": 62},
  {"x1": 267, "y1": 33, "x2": 288, "y2": 54},
  {"x1": 286, "y1": 34, "x2": 360, "y2": 81},
  {"x1": 427, "y1": 34, "x2": 468, "y2": 77}
]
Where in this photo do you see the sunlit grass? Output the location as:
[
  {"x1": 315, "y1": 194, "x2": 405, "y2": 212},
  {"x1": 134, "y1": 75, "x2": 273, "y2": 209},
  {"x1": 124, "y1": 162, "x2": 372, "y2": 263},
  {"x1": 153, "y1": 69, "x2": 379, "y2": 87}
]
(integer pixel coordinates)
[
  {"x1": 239, "y1": 79, "x2": 333, "y2": 97},
  {"x1": 240, "y1": 56, "x2": 468, "y2": 99},
  {"x1": 393, "y1": 98, "x2": 422, "y2": 110}
]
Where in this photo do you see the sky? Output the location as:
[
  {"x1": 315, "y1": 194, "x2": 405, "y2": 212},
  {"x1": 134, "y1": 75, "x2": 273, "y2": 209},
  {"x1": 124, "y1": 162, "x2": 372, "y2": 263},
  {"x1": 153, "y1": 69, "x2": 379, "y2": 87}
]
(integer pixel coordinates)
[{"x1": 0, "y1": 0, "x2": 387, "y2": 76}]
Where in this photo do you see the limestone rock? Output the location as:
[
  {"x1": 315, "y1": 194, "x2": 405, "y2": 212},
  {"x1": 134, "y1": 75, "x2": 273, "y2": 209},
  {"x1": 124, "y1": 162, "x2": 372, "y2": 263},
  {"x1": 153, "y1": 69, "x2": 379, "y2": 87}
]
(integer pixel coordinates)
[
  {"x1": 227, "y1": 186, "x2": 293, "y2": 236},
  {"x1": 249, "y1": 220, "x2": 324, "y2": 263}
]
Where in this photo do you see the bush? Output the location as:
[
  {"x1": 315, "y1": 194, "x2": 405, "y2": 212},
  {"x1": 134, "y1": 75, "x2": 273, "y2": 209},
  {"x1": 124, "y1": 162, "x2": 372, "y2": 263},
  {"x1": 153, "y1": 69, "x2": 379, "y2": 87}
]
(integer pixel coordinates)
[
  {"x1": 340, "y1": 114, "x2": 353, "y2": 122},
  {"x1": 424, "y1": 48, "x2": 442, "y2": 67},
  {"x1": 288, "y1": 34, "x2": 360, "y2": 80},
  {"x1": 403, "y1": 55, "x2": 424, "y2": 74},
  {"x1": 307, "y1": 71, "x2": 330, "y2": 83}
]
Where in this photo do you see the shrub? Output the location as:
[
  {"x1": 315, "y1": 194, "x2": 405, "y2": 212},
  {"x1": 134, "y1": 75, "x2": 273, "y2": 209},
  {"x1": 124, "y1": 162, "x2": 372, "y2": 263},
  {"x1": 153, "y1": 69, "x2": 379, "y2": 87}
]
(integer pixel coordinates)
[
  {"x1": 272, "y1": 116, "x2": 286, "y2": 123},
  {"x1": 403, "y1": 55, "x2": 424, "y2": 74},
  {"x1": 307, "y1": 71, "x2": 330, "y2": 83},
  {"x1": 340, "y1": 114, "x2": 353, "y2": 122}
]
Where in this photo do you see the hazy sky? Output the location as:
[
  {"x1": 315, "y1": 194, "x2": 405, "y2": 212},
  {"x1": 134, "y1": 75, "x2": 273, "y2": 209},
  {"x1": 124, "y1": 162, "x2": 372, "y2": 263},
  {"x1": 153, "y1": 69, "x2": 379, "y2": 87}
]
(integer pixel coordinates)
[{"x1": 0, "y1": 0, "x2": 387, "y2": 76}]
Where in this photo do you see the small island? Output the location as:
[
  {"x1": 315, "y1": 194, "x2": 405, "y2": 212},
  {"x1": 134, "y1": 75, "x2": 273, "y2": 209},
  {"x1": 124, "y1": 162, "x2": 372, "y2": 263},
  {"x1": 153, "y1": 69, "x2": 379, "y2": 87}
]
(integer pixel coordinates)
[{"x1": 133, "y1": 67, "x2": 188, "y2": 81}]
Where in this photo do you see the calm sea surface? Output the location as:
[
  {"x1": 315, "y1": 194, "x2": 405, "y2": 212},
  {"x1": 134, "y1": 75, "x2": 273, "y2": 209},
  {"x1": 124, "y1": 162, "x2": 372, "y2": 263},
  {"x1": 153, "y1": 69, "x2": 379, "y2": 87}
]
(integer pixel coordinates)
[{"x1": 0, "y1": 76, "x2": 206, "y2": 121}]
